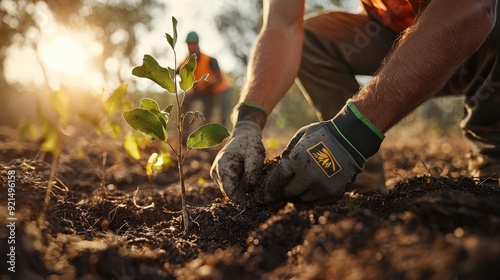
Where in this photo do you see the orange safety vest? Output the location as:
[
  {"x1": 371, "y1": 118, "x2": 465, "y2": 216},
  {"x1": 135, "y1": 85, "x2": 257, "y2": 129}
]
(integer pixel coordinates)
[
  {"x1": 362, "y1": 0, "x2": 425, "y2": 32},
  {"x1": 181, "y1": 53, "x2": 230, "y2": 94}
]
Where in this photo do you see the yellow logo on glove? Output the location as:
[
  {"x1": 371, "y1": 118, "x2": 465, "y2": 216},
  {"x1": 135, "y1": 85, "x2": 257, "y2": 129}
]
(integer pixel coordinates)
[{"x1": 307, "y1": 142, "x2": 342, "y2": 178}]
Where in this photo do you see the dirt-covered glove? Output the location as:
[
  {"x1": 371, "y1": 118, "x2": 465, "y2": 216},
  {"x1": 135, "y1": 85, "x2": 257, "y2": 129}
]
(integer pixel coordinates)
[
  {"x1": 264, "y1": 100, "x2": 384, "y2": 204},
  {"x1": 211, "y1": 102, "x2": 267, "y2": 202}
]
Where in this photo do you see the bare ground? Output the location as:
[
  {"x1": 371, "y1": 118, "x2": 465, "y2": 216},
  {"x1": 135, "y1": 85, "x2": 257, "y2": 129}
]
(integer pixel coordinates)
[{"x1": 1, "y1": 129, "x2": 500, "y2": 280}]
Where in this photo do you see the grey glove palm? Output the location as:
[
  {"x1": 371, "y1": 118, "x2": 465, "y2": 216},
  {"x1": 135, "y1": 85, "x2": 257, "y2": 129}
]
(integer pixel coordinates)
[{"x1": 210, "y1": 121, "x2": 265, "y2": 202}]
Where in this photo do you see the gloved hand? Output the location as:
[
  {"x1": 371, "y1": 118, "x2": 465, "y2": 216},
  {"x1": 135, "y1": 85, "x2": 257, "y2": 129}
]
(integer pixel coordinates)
[
  {"x1": 264, "y1": 100, "x2": 384, "y2": 204},
  {"x1": 211, "y1": 102, "x2": 267, "y2": 202}
]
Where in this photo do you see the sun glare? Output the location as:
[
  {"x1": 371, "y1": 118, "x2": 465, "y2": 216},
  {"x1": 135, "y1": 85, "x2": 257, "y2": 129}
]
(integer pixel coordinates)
[{"x1": 40, "y1": 35, "x2": 87, "y2": 76}]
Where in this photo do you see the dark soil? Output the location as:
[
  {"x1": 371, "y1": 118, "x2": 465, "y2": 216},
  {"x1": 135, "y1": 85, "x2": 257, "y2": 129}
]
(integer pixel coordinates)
[{"x1": 1, "y1": 129, "x2": 500, "y2": 280}]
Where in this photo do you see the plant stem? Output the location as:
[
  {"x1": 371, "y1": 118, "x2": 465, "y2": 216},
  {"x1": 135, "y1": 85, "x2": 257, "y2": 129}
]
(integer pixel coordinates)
[
  {"x1": 178, "y1": 152, "x2": 189, "y2": 231},
  {"x1": 100, "y1": 150, "x2": 108, "y2": 196},
  {"x1": 172, "y1": 48, "x2": 189, "y2": 231},
  {"x1": 178, "y1": 116, "x2": 189, "y2": 231},
  {"x1": 39, "y1": 148, "x2": 61, "y2": 227}
]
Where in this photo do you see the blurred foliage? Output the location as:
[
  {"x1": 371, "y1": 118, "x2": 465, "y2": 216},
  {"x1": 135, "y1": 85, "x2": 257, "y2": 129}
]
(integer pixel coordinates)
[
  {"x1": 0, "y1": 0, "x2": 165, "y2": 87},
  {"x1": 388, "y1": 96, "x2": 466, "y2": 139},
  {"x1": 124, "y1": 132, "x2": 148, "y2": 160},
  {"x1": 146, "y1": 151, "x2": 175, "y2": 177},
  {"x1": 264, "y1": 85, "x2": 318, "y2": 142},
  {"x1": 33, "y1": 89, "x2": 71, "y2": 155},
  {"x1": 0, "y1": 0, "x2": 165, "y2": 127},
  {"x1": 79, "y1": 83, "x2": 132, "y2": 139}
]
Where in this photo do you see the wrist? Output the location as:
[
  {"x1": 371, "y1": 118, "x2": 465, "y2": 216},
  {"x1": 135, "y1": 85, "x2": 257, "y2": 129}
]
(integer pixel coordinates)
[
  {"x1": 234, "y1": 120, "x2": 262, "y2": 134},
  {"x1": 329, "y1": 100, "x2": 385, "y2": 164},
  {"x1": 232, "y1": 102, "x2": 267, "y2": 129}
]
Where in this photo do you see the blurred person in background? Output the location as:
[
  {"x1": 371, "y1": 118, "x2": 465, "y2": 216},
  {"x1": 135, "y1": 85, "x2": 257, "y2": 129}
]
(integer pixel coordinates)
[
  {"x1": 179, "y1": 31, "x2": 233, "y2": 127},
  {"x1": 211, "y1": 0, "x2": 499, "y2": 204}
]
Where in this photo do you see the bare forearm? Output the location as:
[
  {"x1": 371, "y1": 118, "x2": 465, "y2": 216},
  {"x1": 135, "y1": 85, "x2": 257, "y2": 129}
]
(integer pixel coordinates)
[
  {"x1": 353, "y1": 0, "x2": 497, "y2": 133},
  {"x1": 239, "y1": 0, "x2": 305, "y2": 115}
]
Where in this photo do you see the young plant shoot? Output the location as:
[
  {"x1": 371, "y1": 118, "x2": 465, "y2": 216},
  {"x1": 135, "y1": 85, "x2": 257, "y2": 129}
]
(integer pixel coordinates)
[
  {"x1": 123, "y1": 17, "x2": 230, "y2": 231},
  {"x1": 35, "y1": 90, "x2": 70, "y2": 225}
]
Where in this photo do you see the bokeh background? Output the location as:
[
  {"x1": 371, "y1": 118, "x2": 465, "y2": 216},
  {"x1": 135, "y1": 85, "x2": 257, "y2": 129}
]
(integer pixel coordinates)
[{"x1": 0, "y1": 0, "x2": 466, "y2": 157}]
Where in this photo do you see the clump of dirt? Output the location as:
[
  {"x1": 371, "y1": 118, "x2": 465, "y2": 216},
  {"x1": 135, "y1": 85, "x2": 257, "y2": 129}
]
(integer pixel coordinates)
[{"x1": 1, "y1": 131, "x2": 500, "y2": 279}]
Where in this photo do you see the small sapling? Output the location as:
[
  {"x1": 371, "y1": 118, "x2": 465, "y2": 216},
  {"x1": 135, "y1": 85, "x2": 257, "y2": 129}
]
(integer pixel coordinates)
[{"x1": 123, "y1": 17, "x2": 229, "y2": 231}]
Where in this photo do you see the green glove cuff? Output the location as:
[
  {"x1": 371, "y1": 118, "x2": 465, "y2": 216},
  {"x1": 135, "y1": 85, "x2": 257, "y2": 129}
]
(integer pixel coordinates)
[
  {"x1": 329, "y1": 100, "x2": 385, "y2": 164},
  {"x1": 238, "y1": 102, "x2": 268, "y2": 115},
  {"x1": 232, "y1": 102, "x2": 267, "y2": 129},
  {"x1": 346, "y1": 100, "x2": 384, "y2": 140}
]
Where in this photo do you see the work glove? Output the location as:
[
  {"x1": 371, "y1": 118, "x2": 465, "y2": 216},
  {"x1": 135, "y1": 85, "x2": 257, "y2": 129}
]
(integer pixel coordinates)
[
  {"x1": 211, "y1": 102, "x2": 267, "y2": 202},
  {"x1": 264, "y1": 100, "x2": 384, "y2": 204}
]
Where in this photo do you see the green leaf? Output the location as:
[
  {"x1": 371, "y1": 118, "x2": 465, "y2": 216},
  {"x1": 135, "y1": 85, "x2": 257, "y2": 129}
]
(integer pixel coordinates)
[
  {"x1": 123, "y1": 108, "x2": 167, "y2": 141},
  {"x1": 102, "y1": 121, "x2": 122, "y2": 138},
  {"x1": 35, "y1": 101, "x2": 61, "y2": 154},
  {"x1": 165, "y1": 17, "x2": 178, "y2": 49},
  {"x1": 179, "y1": 54, "x2": 197, "y2": 91},
  {"x1": 105, "y1": 83, "x2": 130, "y2": 115},
  {"x1": 197, "y1": 74, "x2": 209, "y2": 82},
  {"x1": 146, "y1": 152, "x2": 175, "y2": 176},
  {"x1": 146, "y1": 153, "x2": 160, "y2": 176},
  {"x1": 166, "y1": 34, "x2": 175, "y2": 50},
  {"x1": 18, "y1": 121, "x2": 38, "y2": 141},
  {"x1": 186, "y1": 111, "x2": 206, "y2": 124},
  {"x1": 138, "y1": 98, "x2": 168, "y2": 129},
  {"x1": 172, "y1": 17, "x2": 178, "y2": 47},
  {"x1": 40, "y1": 122, "x2": 60, "y2": 154},
  {"x1": 187, "y1": 123, "x2": 230, "y2": 149},
  {"x1": 162, "y1": 104, "x2": 174, "y2": 115},
  {"x1": 124, "y1": 134, "x2": 141, "y2": 160},
  {"x1": 184, "y1": 53, "x2": 197, "y2": 71},
  {"x1": 49, "y1": 90, "x2": 70, "y2": 124},
  {"x1": 132, "y1": 55, "x2": 176, "y2": 93},
  {"x1": 168, "y1": 67, "x2": 176, "y2": 83},
  {"x1": 139, "y1": 98, "x2": 160, "y2": 111}
]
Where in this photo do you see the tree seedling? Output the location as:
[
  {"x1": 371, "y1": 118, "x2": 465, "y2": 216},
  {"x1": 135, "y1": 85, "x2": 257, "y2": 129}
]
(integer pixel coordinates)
[
  {"x1": 80, "y1": 83, "x2": 133, "y2": 195},
  {"x1": 123, "y1": 17, "x2": 229, "y2": 231},
  {"x1": 32, "y1": 90, "x2": 71, "y2": 225}
]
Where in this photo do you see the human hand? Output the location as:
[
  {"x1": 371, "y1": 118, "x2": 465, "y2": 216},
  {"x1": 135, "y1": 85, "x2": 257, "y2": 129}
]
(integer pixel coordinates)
[
  {"x1": 264, "y1": 100, "x2": 384, "y2": 204},
  {"x1": 263, "y1": 121, "x2": 363, "y2": 204},
  {"x1": 210, "y1": 121, "x2": 265, "y2": 202}
]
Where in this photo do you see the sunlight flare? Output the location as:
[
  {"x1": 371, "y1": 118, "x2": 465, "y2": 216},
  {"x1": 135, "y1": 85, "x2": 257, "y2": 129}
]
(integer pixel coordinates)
[{"x1": 40, "y1": 35, "x2": 87, "y2": 76}]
